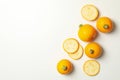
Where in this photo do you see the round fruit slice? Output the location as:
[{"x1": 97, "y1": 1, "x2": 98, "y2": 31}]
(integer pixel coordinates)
[
  {"x1": 83, "y1": 60, "x2": 100, "y2": 76},
  {"x1": 68, "y1": 44, "x2": 83, "y2": 60},
  {"x1": 63, "y1": 38, "x2": 79, "y2": 53},
  {"x1": 81, "y1": 4, "x2": 99, "y2": 21}
]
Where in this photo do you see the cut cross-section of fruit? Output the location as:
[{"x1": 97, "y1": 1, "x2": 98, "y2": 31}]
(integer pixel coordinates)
[
  {"x1": 83, "y1": 60, "x2": 100, "y2": 76},
  {"x1": 68, "y1": 44, "x2": 83, "y2": 60},
  {"x1": 63, "y1": 38, "x2": 79, "y2": 54},
  {"x1": 81, "y1": 4, "x2": 99, "y2": 21}
]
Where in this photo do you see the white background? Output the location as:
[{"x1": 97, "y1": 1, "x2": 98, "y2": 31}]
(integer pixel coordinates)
[{"x1": 0, "y1": 0, "x2": 120, "y2": 80}]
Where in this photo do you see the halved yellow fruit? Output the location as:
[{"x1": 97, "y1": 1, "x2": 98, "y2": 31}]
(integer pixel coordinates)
[
  {"x1": 81, "y1": 4, "x2": 99, "y2": 21},
  {"x1": 83, "y1": 60, "x2": 100, "y2": 76}
]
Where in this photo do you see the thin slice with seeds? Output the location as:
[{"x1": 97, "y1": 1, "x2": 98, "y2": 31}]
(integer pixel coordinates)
[{"x1": 68, "y1": 44, "x2": 83, "y2": 60}]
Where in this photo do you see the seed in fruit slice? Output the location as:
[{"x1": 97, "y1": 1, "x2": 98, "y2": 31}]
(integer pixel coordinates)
[
  {"x1": 81, "y1": 4, "x2": 99, "y2": 21},
  {"x1": 68, "y1": 44, "x2": 83, "y2": 60},
  {"x1": 63, "y1": 38, "x2": 79, "y2": 54},
  {"x1": 83, "y1": 60, "x2": 100, "y2": 76}
]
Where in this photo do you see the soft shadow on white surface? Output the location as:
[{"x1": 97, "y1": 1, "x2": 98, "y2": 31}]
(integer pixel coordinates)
[{"x1": 0, "y1": 0, "x2": 120, "y2": 80}]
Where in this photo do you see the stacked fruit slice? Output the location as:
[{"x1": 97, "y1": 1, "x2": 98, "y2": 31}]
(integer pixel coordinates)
[{"x1": 63, "y1": 38, "x2": 83, "y2": 60}]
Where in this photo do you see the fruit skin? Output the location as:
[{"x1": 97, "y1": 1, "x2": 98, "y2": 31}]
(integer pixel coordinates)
[
  {"x1": 85, "y1": 42, "x2": 102, "y2": 58},
  {"x1": 96, "y1": 17, "x2": 113, "y2": 33},
  {"x1": 78, "y1": 24, "x2": 97, "y2": 42},
  {"x1": 57, "y1": 59, "x2": 73, "y2": 74}
]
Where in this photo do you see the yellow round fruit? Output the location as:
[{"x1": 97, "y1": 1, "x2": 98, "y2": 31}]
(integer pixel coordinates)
[
  {"x1": 78, "y1": 24, "x2": 97, "y2": 42},
  {"x1": 96, "y1": 17, "x2": 113, "y2": 33},
  {"x1": 85, "y1": 42, "x2": 102, "y2": 58},
  {"x1": 57, "y1": 59, "x2": 73, "y2": 74}
]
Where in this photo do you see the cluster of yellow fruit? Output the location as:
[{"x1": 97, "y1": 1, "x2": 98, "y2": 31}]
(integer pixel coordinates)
[{"x1": 57, "y1": 4, "x2": 113, "y2": 76}]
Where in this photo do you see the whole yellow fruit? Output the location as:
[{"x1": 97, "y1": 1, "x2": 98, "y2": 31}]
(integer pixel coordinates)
[
  {"x1": 85, "y1": 42, "x2": 102, "y2": 58},
  {"x1": 78, "y1": 24, "x2": 97, "y2": 42},
  {"x1": 96, "y1": 17, "x2": 113, "y2": 33},
  {"x1": 57, "y1": 59, "x2": 73, "y2": 74}
]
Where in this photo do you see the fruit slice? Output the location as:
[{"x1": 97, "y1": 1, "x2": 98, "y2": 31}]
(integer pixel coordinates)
[
  {"x1": 68, "y1": 44, "x2": 83, "y2": 60},
  {"x1": 63, "y1": 38, "x2": 79, "y2": 53},
  {"x1": 81, "y1": 4, "x2": 99, "y2": 21},
  {"x1": 83, "y1": 60, "x2": 100, "y2": 76}
]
